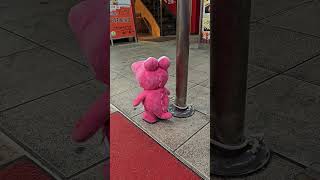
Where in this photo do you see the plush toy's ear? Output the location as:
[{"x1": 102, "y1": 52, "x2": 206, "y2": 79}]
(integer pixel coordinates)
[
  {"x1": 158, "y1": 56, "x2": 170, "y2": 70},
  {"x1": 144, "y1": 57, "x2": 158, "y2": 71}
]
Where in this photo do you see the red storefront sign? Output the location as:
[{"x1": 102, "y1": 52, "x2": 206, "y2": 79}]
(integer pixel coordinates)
[{"x1": 110, "y1": 0, "x2": 136, "y2": 40}]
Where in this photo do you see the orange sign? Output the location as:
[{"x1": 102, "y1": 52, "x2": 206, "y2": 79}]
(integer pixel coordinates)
[{"x1": 110, "y1": 1, "x2": 136, "y2": 40}]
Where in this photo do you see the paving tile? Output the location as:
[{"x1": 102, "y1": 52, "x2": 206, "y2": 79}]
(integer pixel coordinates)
[
  {"x1": 110, "y1": 105, "x2": 118, "y2": 113},
  {"x1": 0, "y1": 81, "x2": 106, "y2": 177},
  {"x1": 131, "y1": 111, "x2": 209, "y2": 151},
  {"x1": 250, "y1": 0, "x2": 309, "y2": 21},
  {"x1": 247, "y1": 64, "x2": 277, "y2": 88},
  {"x1": 170, "y1": 69, "x2": 209, "y2": 85},
  {"x1": 70, "y1": 161, "x2": 108, "y2": 180},
  {"x1": 42, "y1": 36, "x2": 87, "y2": 66},
  {"x1": 211, "y1": 155, "x2": 304, "y2": 180},
  {"x1": 199, "y1": 65, "x2": 276, "y2": 88},
  {"x1": 1, "y1": 12, "x2": 72, "y2": 44},
  {"x1": 246, "y1": 155, "x2": 304, "y2": 180},
  {"x1": 199, "y1": 79, "x2": 210, "y2": 88},
  {"x1": 110, "y1": 74, "x2": 137, "y2": 97},
  {"x1": 262, "y1": 1, "x2": 320, "y2": 37},
  {"x1": 192, "y1": 62, "x2": 210, "y2": 73},
  {"x1": 110, "y1": 87, "x2": 144, "y2": 118},
  {"x1": 166, "y1": 76, "x2": 197, "y2": 99},
  {"x1": 0, "y1": 131, "x2": 24, "y2": 167},
  {"x1": 285, "y1": 55, "x2": 320, "y2": 86},
  {"x1": 176, "y1": 123, "x2": 210, "y2": 179},
  {"x1": 246, "y1": 75, "x2": 320, "y2": 166},
  {"x1": 249, "y1": 23, "x2": 320, "y2": 73},
  {"x1": 0, "y1": 29, "x2": 37, "y2": 58},
  {"x1": 187, "y1": 85, "x2": 210, "y2": 115},
  {"x1": 0, "y1": 1, "x2": 59, "y2": 25},
  {"x1": 0, "y1": 47, "x2": 92, "y2": 111}
]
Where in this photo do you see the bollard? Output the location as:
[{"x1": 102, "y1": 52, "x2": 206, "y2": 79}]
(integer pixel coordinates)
[
  {"x1": 169, "y1": 0, "x2": 195, "y2": 118},
  {"x1": 210, "y1": 0, "x2": 270, "y2": 176}
]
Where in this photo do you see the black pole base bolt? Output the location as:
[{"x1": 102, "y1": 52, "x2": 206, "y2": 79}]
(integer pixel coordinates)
[
  {"x1": 169, "y1": 104, "x2": 195, "y2": 118},
  {"x1": 211, "y1": 135, "x2": 270, "y2": 177}
]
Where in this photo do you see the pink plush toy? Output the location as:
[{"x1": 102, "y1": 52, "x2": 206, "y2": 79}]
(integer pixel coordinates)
[{"x1": 132, "y1": 56, "x2": 173, "y2": 123}]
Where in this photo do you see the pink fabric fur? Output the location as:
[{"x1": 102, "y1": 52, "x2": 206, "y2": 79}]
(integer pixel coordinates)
[{"x1": 132, "y1": 56, "x2": 172, "y2": 123}]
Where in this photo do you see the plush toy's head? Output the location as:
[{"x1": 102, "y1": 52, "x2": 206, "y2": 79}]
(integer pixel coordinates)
[{"x1": 131, "y1": 56, "x2": 170, "y2": 90}]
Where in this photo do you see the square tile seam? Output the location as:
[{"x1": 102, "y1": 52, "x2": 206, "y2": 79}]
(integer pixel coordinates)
[
  {"x1": 252, "y1": 0, "x2": 313, "y2": 23},
  {"x1": 247, "y1": 53, "x2": 320, "y2": 90},
  {"x1": 0, "y1": 78, "x2": 95, "y2": 113},
  {"x1": 110, "y1": 104, "x2": 209, "y2": 180},
  {"x1": 255, "y1": 20, "x2": 320, "y2": 40},
  {"x1": 0, "y1": 46, "x2": 40, "y2": 60},
  {"x1": 66, "y1": 158, "x2": 109, "y2": 180},
  {"x1": 0, "y1": 127, "x2": 65, "y2": 179},
  {"x1": 0, "y1": 26, "x2": 89, "y2": 69}
]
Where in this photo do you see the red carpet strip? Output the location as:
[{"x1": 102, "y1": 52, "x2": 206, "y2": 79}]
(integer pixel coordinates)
[
  {"x1": 0, "y1": 156, "x2": 54, "y2": 180},
  {"x1": 110, "y1": 112, "x2": 201, "y2": 180}
]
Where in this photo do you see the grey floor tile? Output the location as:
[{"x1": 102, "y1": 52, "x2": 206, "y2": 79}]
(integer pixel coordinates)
[
  {"x1": 110, "y1": 75, "x2": 137, "y2": 97},
  {"x1": 43, "y1": 37, "x2": 87, "y2": 66},
  {"x1": 131, "y1": 111, "x2": 209, "y2": 151},
  {"x1": 0, "y1": 29, "x2": 37, "y2": 58},
  {"x1": 170, "y1": 69, "x2": 208, "y2": 85},
  {"x1": 166, "y1": 76, "x2": 197, "y2": 99},
  {"x1": 110, "y1": 70, "x2": 124, "y2": 81},
  {"x1": 262, "y1": 1, "x2": 320, "y2": 37},
  {"x1": 0, "y1": 47, "x2": 92, "y2": 111},
  {"x1": 110, "y1": 105, "x2": 118, "y2": 113},
  {"x1": 251, "y1": 0, "x2": 309, "y2": 21},
  {"x1": 192, "y1": 62, "x2": 210, "y2": 73},
  {"x1": 70, "y1": 160, "x2": 108, "y2": 180},
  {"x1": 245, "y1": 155, "x2": 304, "y2": 180},
  {"x1": 246, "y1": 75, "x2": 320, "y2": 166},
  {"x1": 249, "y1": 23, "x2": 320, "y2": 73},
  {"x1": 0, "y1": 131, "x2": 24, "y2": 166},
  {"x1": 2, "y1": 13, "x2": 72, "y2": 44},
  {"x1": 0, "y1": 1, "x2": 58, "y2": 25},
  {"x1": 176, "y1": 123, "x2": 210, "y2": 179},
  {"x1": 199, "y1": 79, "x2": 210, "y2": 88},
  {"x1": 110, "y1": 87, "x2": 144, "y2": 118},
  {"x1": 0, "y1": 81, "x2": 106, "y2": 177},
  {"x1": 211, "y1": 155, "x2": 304, "y2": 180},
  {"x1": 285, "y1": 55, "x2": 320, "y2": 86},
  {"x1": 187, "y1": 85, "x2": 210, "y2": 115},
  {"x1": 199, "y1": 64, "x2": 276, "y2": 89},
  {"x1": 247, "y1": 64, "x2": 277, "y2": 88}
]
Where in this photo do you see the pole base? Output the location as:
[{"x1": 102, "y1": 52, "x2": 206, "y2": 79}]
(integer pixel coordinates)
[
  {"x1": 169, "y1": 104, "x2": 195, "y2": 118},
  {"x1": 211, "y1": 135, "x2": 270, "y2": 177}
]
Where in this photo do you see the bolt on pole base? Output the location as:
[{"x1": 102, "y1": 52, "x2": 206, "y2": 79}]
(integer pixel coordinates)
[
  {"x1": 169, "y1": 103, "x2": 195, "y2": 118},
  {"x1": 211, "y1": 135, "x2": 270, "y2": 177}
]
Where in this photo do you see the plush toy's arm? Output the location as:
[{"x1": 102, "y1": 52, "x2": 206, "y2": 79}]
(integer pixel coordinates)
[{"x1": 133, "y1": 91, "x2": 146, "y2": 107}]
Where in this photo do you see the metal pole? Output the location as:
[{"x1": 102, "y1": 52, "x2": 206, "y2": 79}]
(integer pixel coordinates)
[
  {"x1": 169, "y1": 0, "x2": 194, "y2": 118},
  {"x1": 210, "y1": 0, "x2": 270, "y2": 176}
]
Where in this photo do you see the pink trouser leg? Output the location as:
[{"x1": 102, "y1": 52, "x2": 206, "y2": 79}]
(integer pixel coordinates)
[{"x1": 72, "y1": 90, "x2": 109, "y2": 142}]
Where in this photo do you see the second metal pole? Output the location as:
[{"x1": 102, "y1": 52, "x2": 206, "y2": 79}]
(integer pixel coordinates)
[
  {"x1": 169, "y1": 0, "x2": 194, "y2": 118},
  {"x1": 210, "y1": 0, "x2": 270, "y2": 176}
]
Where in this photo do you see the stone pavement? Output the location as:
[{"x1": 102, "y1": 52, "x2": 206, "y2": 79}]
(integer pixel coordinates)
[{"x1": 0, "y1": 0, "x2": 107, "y2": 179}]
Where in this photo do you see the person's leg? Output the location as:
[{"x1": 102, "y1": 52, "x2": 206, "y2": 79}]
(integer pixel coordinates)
[
  {"x1": 72, "y1": 90, "x2": 109, "y2": 142},
  {"x1": 68, "y1": 0, "x2": 109, "y2": 85}
]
